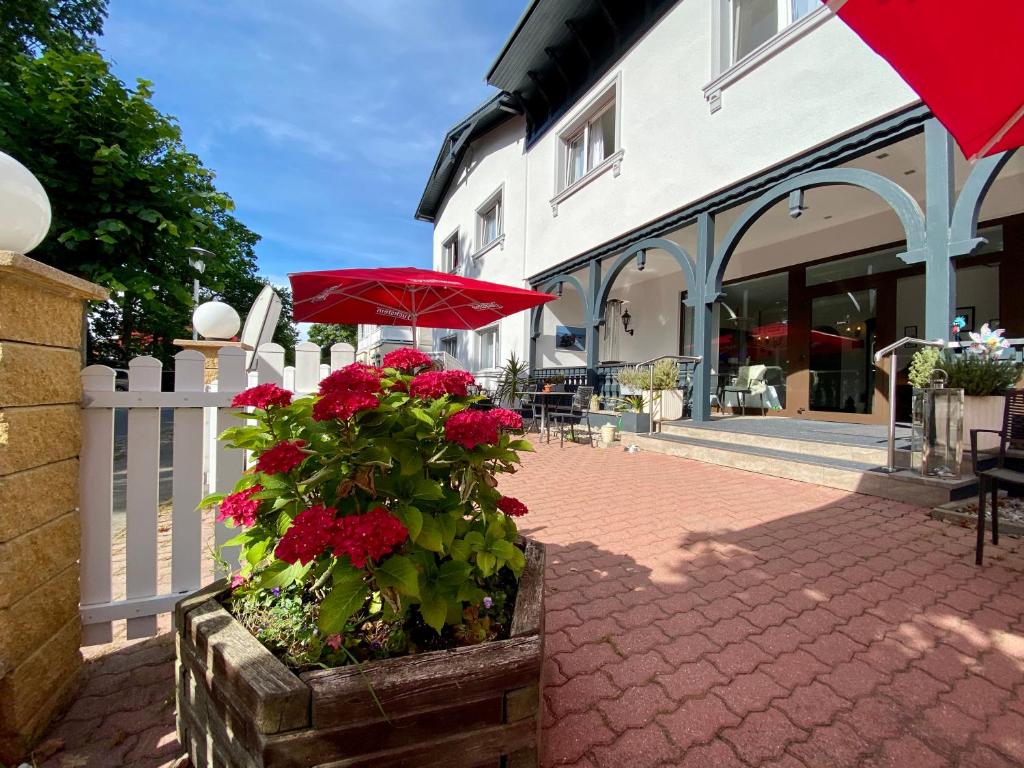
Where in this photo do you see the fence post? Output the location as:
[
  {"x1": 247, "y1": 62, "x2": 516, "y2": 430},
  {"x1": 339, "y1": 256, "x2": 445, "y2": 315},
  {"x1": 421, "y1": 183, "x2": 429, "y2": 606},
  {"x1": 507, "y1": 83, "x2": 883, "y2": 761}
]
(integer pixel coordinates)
[
  {"x1": 171, "y1": 351, "x2": 205, "y2": 596},
  {"x1": 330, "y1": 342, "x2": 355, "y2": 369},
  {"x1": 0, "y1": 252, "x2": 106, "y2": 763},
  {"x1": 294, "y1": 341, "x2": 320, "y2": 393},
  {"x1": 213, "y1": 347, "x2": 248, "y2": 574}
]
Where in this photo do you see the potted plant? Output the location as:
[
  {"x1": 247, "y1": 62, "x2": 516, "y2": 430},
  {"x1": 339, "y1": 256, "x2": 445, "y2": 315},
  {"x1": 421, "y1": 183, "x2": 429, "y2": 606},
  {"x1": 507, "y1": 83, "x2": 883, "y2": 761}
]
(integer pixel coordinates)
[
  {"x1": 616, "y1": 365, "x2": 646, "y2": 396},
  {"x1": 545, "y1": 374, "x2": 566, "y2": 392},
  {"x1": 493, "y1": 351, "x2": 528, "y2": 407},
  {"x1": 937, "y1": 324, "x2": 1020, "y2": 450},
  {"x1": 177, "y1": 348, "x2": 545, "y2": 768},
  {"x1": 611, "y1": 393, "x2": 651, "y2": 433}
]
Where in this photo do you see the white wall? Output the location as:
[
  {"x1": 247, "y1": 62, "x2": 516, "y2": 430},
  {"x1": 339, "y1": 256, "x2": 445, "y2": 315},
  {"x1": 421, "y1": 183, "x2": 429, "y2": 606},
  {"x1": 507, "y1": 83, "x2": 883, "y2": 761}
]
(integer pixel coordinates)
[{"x1": 429, "y1": 117, "x2": 530, "y2": 374}]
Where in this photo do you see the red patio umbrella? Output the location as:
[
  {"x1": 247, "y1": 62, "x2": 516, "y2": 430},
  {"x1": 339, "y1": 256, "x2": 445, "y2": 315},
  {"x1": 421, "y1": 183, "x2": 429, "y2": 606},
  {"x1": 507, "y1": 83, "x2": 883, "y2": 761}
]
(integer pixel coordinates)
[
  {"x1": 289, "y1": 267, "x2": 556, "y2": 344},
  {"x1": 825, "y1": 0, "x2": 1024, "y2": 159}
]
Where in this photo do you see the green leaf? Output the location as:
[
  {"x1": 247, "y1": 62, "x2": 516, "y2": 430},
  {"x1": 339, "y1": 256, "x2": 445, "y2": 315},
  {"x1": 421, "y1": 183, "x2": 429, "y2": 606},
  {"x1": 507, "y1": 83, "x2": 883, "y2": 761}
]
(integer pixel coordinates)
[
  {"x1": 476, "y1": 551, "x2": 497, "y2": 577},
  {"x1": 507, "y1": 439, "x2": 534, "y2": 452},
  {"x1": 197, "y1": 492, "x2": 226, "y2": 510},
  {"x1": 374, "y1": 555, "x2": 420, "y2": 597},
  {"x1": 317, "y1": 569, "x2": 368, "y2": 635},
  {"x1": 418, "y1": 589, "x2": 447, "y2": 633},
  {"x1": 449, "y1": 538, "x2": 472, "y2": 562},
  {"x1": 394, "y1": 505, "x2": 423, "y2": 541},
  {"x1": 490, "y1": 539, "x2": 517, "y2": 561},
  {"x1": 415, "y1": 515, "x2": 444, "y2": 553},
  {"x1": 463, "y1": 531, "x2": 485, "y2": 551},
  {"x1": 244, "y1": 537, "x2": 270, "y2": 566},
  {"x1": 411, "y1": 476, "x2": 444, "y2": 501},
  {"x1": 257, "y1": 561, "x2": 309, "y2": 589},
  {"x1": 506, "y1": 546, "x2": 526, "y2": 577},
  {"x1": 437, "y1": 514, "x2": 457, "y2": 548},
  {"x1": 437, "y1": 559, "x2": 472, "y2": 588}
]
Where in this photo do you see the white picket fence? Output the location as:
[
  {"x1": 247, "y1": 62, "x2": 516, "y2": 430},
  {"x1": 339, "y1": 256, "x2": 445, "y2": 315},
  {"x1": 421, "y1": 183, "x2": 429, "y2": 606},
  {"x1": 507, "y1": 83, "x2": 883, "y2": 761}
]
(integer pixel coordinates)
[{"x1": 78, "y1": 341, "x2": 355, "y2": 645}]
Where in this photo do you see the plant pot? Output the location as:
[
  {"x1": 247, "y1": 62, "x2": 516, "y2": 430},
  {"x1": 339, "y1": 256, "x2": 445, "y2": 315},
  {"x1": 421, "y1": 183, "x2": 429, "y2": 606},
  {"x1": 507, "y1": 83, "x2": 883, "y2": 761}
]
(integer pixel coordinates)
[
  {"x1": 589, "y1": 395, "x2": 601, "y2": 412},
  {"x1": 615, "y1": 412, "x2": 651, "y2": 433},
  {"x1": 619, "y1": 384, "x2": 639, "y2": 396},
  {"x1": 543, "y1": 385, "x2": 552, "y2": 392},
  {"x1": 653, "y1": 389, "x2": 685, "y2": 422},
  {"x1": 964, "y1": 394, "x2": 1005, "y2": 451},
  {"x1": 175, "y1": 539, "x2": 546, "y2": 768},
  {"x1": 600, "y1": 423, "x2": 617, "y2": 446}
]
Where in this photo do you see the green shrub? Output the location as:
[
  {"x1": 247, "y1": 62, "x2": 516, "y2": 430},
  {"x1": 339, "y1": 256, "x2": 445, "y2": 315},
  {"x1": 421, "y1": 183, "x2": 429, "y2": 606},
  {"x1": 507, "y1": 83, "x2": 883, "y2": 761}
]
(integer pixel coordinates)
[
  {"x1": 936, "y1": 352, "x2": 1020, "y2": 396},
  {"x1": 908, "y1": 347, "x2": 943, "y2": 389}
]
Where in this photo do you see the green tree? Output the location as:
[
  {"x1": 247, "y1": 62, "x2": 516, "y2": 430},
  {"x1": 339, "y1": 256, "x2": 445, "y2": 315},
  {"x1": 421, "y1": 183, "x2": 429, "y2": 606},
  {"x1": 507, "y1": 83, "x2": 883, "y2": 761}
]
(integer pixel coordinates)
[
  {"x1": 0, "y1": 48, "x2": 293, "y2": 364},
  {"x1": 307, "y1": 323, "x2": 357, "y2": 350},
  {"x1": 0, "y1": 0, "x2": 107, "y2": 72}
]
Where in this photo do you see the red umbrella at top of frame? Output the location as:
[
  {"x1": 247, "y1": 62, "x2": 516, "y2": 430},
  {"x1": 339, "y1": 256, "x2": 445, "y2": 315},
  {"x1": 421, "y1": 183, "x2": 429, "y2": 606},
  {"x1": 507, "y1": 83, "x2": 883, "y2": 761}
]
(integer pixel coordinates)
[
  {"x1": 289, "y1": 267, "x2": 556, "y2": 342},
  {"x1": 824, "y1": 0, "x2": 1024, "y2": 160}
]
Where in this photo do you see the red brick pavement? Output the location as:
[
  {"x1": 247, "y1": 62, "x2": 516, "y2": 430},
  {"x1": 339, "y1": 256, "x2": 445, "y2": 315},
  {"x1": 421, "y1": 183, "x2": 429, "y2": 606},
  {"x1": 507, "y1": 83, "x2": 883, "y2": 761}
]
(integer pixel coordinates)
[{"x1": 35, "y1": 438, "x2": 1024, "y2": 767}]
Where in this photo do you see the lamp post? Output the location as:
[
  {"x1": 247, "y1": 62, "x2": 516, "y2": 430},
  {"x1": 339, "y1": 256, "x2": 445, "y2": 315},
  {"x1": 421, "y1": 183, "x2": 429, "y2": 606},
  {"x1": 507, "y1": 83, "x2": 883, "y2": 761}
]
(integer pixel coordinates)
[{"x1": 187, "y1": 247, "x2": 213, "y2": 340}]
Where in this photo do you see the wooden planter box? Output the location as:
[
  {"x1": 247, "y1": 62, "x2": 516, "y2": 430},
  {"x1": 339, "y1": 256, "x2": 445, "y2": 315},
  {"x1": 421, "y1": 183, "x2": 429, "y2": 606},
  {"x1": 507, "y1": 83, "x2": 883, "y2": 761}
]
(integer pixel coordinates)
[{"x1": 175, "y1": 539, "x2": 545, "y2": 768}]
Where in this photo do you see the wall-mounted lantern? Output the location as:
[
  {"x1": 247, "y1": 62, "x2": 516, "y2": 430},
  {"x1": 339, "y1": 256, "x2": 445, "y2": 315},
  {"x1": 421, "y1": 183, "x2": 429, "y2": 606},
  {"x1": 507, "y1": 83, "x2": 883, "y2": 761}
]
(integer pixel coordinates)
[{"x1": 622, "y1": 307, "x2": 635, "y2": 336}]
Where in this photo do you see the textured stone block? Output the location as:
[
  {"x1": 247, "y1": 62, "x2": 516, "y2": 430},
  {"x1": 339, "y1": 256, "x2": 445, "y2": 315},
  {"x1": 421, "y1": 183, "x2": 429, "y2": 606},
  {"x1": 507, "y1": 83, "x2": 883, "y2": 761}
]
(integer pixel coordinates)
[
  {"x1": 0, "y1": 276, "x2": 83, "y2": 349},
  {"x1": 0, "y1": 511, "x2": 79, "y2": 609},
  {"x1": 0, "y1": 564, "x2": 78, "y2": 672},
  {"x1": 0, "y1": 341, "x2": 82, "y2": 408},
  {"x1": 0, "y1": 458, "x2": 77, "y2": 543},
  {"x1": 0, "y1": 616, "x2": 81, "y2": 760},
  {"x1": 0, "y1": 404, "x2": 81, "y2": 476}
]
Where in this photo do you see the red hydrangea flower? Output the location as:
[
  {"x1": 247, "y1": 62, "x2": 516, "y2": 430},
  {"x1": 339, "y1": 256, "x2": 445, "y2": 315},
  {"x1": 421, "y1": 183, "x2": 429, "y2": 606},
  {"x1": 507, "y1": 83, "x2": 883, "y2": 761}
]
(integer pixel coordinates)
[
  {"x1": 319, "y1": 363, "x2": 383, "y2": 396},
  {"x1": 382, "y1": 347, "x2": 433, "y2": 372},
  {"x1": 331, "y1": 506, "x2": 408, "y2": 568},
  {"x1": 255, "y1": 439, "x2": 306, "y2": 475},
  {"x1": 491, "y1": 407, "x2": 523, "y2": 431},
  {"x1": 312, "y1": 390, "x2": 379, "y2": 421},
  {"x1": 231, "y1": 383, "x2": 292, "y2": 409},
  {"x1": 275, "y1": 505, "x2": 337, "y2": 565},
  {"x1": 497, "y1": 495, "x2": 529, "y2": 518},
  {"x1": 217, "y1": 484, "x2": 263, "y2": 527},
  {"x1": 444, "y1": 409, "x2": 499, "y2": 450},
  {"x1": 409, "y1": 370, "x2": 476, "y2": 399}
]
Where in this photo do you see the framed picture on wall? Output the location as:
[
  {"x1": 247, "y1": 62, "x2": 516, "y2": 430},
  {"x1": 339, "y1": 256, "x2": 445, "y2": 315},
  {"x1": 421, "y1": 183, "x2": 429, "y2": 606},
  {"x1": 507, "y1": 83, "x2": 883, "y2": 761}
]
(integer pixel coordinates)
[
  {"x1": 955, "y1": 306, "x2": 976, "y2": 334},
  {"x1": 903, "y1": 325, "x2": 918, "y2": 337},
  {"x1": 555, "y1": 325, "x2": 586, "y2": 351}
]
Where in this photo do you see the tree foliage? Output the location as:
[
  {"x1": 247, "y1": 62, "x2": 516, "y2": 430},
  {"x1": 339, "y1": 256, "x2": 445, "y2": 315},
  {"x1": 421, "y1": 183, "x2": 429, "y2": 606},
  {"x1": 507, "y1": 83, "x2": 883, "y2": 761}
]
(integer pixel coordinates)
[
  {"x1": 307, "y1": 323, "x2": 357, "y2": 350},
  {"x1": 0, "y1": 2, "x2": 295, "y2": 365}
]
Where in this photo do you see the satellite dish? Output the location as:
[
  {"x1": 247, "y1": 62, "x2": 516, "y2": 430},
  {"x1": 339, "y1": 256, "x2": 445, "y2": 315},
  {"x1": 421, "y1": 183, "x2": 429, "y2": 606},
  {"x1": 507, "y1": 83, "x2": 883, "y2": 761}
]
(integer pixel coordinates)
[{"x1": 240, "y1": 285, "x2": 282, "y2": 369}]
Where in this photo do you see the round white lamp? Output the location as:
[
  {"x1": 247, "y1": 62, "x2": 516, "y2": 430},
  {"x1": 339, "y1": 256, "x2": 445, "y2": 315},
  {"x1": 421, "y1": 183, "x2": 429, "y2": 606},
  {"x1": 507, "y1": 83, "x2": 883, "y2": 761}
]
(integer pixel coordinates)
[
  {"x1": 0, "y1": 151, "x2": 52, "y2": 254},
  {"x1": 193, "y1": 301, "x2": 241, "y2": 340}
]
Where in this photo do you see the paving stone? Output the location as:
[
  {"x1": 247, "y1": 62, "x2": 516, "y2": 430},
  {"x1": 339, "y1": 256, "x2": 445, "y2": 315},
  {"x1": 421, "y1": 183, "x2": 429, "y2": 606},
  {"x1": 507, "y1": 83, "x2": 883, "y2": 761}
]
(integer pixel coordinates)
[
  {"x1": 863, "y1": 734, "x2": 950, "y2": 768},
  {"x1": 788, "y1": 720, "x2": 872, "y2": 768},
  {"x1": 760, "y1": 649, "x2": 830, "y2": 689},
  {"x1": 591, "y1": 722, "x2": 679, "y2": 768},
  {"x1": 720, "y1": 707, "x2": 807, "y2": 765},
  {"x1": 597, "y1": 685, "x2": 676, "y2": 732},
  {"x1": 547, "y1": 671, "x2": 619, "y2": 718},
  {"x1": 543, "y1": 710, "x2": 616, "y2": 766},
  {"x1": 657, "y1": 632, "x2": 720, "y2": 666},
  {"x1": 940, "y1": 674, "x2": 1008, "y2": 718},
  {"x1": 657, "y1": 694, "x2": 740, "y2": 751},
  {"x1": 676, "y1": 738, "x2": 747, "y2": 768},
  {"x1": 818, "y1": 659, "x2": 887, "y2": 700},
  {"x1": 751, "y1": 624, "x2": 811, "y2": 656},
  {"x1": 775, "y1": 681, "x2": 852, "y2": 729},
  {"x1": 657, "y1": 660, "x2": 727, "y2": 701},
  {"x1": 711, "y1": 670, "x2": 787, "y2": 716},
  {"x1": 604, "y1": 650, "x2": 672, "y2": 689},
  {"x1": 914, "y1": 700, "x2": 986, "y2": 752}
]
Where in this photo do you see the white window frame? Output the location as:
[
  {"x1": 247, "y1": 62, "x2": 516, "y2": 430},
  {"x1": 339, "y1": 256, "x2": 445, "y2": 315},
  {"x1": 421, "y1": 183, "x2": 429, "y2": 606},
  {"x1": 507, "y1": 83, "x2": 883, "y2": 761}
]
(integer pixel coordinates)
[
  {"x1": 440, "y1": 228, "x2": 460, "y2": 274},
  {"x1": 704, "y1": 0, "x2": 830, "y2": 113},
  {"x1": 472, "y1": 186, "x2": 505, "y2": 258},
  {"x1": 550, "y1": 75, "x2": 624, "y2": 216},
  {"x1": 476, "y1": 325, "x2": 499, "y2": 371},
  {"x1": 440, "y1": 333, "x2": 458, "y2": 360}
]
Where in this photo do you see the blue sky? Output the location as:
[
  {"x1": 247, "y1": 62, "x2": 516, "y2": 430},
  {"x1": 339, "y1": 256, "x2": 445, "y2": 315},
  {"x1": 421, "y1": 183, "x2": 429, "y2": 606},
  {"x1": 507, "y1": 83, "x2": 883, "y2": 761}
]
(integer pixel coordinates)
[{"x1": 100, "y1": 0, "x2": 523, "y2": 289}]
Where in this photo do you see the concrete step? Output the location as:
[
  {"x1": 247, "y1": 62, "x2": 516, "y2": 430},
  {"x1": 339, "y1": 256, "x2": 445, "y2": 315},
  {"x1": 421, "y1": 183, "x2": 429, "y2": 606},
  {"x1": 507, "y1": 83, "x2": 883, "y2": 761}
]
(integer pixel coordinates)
[
  {"x1": 658, "y1": 421, "x2": 892, "y2": 465},
  {"x1": 631, "y1": 432, "x2": 975, "y2": 507}
]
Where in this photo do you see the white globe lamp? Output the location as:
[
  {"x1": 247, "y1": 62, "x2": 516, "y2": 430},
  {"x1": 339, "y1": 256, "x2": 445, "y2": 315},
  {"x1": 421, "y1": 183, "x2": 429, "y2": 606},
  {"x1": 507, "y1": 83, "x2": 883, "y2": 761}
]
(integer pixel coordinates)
[
  {"x1": 0, "y1": 151, "x2": 52, "y2": 254},
  {"x1": 193, "y1": 301, "x2": 241, "y2": 340}
]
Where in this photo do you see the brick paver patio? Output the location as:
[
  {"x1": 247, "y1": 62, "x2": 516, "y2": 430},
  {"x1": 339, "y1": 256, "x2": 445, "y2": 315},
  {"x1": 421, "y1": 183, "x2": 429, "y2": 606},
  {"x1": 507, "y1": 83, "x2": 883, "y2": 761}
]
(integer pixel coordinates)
[{"x1": 37, "y1": 438, "x2": 1024, "y2": 767}]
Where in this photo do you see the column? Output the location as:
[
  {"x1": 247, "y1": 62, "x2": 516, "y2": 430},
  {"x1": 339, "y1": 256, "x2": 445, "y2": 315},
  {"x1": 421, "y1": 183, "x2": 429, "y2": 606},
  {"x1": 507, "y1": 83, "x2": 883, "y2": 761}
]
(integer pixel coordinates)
[
  {"x1": 0, "y1": 252, "x2": 106, "y2": 763},
  {"x1": 924, "y1": 118, "x2": 956, "y2": 341},
  {"x1": 691, "y1": 213, "x2": 716, "y2": 422},
  {"x1": 585, "y1": 260, "x2": 601, "y2": 387}
]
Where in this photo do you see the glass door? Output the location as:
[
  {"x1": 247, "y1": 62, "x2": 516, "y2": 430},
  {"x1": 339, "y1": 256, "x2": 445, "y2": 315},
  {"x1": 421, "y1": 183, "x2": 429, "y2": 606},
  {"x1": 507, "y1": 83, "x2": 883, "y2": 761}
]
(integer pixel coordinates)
[{"x1": 808, "y1": 289, "x2": 878, "y2": 414}]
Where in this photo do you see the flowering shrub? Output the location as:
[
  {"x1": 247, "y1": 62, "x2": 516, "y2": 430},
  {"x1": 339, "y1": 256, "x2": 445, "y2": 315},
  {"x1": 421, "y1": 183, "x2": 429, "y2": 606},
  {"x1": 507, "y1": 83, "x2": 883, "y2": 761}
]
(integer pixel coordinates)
[{"x1": 204, "y1": 359, "x2": 533, "y2": 668}]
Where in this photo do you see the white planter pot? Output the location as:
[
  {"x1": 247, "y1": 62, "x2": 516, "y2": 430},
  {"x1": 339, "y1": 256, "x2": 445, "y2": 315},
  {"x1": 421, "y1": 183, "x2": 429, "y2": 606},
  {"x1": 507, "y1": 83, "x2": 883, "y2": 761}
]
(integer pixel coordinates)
[
  {"x1": 963, "y1": 395, "x2": 1005, "y2": 451},
  {"x1": 600, "y1": 424, "x2": 617, "y2": 446},
  {"x1": 619, "y1": 384, "x2": 640, "y2": 396},
  {"x1": 653, "y1": 389, "x2": 686, "y2": 422}
]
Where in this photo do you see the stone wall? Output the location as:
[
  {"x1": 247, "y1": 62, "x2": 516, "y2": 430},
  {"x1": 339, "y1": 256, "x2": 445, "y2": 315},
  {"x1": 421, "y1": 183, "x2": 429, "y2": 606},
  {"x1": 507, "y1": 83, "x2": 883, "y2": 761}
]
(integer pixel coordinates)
[{"x1": 0, "y1": 252, "x2": 106, "y2": 763}]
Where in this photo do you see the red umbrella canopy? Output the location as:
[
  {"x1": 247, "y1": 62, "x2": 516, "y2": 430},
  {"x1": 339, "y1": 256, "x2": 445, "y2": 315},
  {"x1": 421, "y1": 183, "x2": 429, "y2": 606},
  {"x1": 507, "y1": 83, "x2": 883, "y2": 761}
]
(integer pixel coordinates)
[
  {"x1": 825, "y1": 0, "x2": 1024, "y2": 160},
  {"x1": 289, "y1": 267, "x2": 556, "y2": 330}
]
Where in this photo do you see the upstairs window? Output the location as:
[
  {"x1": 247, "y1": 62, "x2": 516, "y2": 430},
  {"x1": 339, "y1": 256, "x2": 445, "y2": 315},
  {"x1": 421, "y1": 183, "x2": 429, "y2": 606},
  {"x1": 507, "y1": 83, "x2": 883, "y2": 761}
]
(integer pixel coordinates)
[
  {"x1": 563, "y1": 99, "x2": 617, "y2": 189},
  {"x1": 441, "y1": 231, "x2": 460, "y2": 273},
  {"x1": 441, "y1": 334, "x2": 458, "y2": 359},
  {"x1": 730, "y1": 0, "x2": 818, "y2": 63},
  {"x1": 476, "y1": 190, "x2": 503, "y2": 251}
]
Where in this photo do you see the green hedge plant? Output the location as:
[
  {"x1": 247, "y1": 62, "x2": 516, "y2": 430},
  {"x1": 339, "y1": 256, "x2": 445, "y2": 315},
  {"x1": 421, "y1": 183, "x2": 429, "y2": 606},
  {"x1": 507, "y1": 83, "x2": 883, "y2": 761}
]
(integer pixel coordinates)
[{"x1": 203, "y1": 347, "x2": 533, "y2": 669}]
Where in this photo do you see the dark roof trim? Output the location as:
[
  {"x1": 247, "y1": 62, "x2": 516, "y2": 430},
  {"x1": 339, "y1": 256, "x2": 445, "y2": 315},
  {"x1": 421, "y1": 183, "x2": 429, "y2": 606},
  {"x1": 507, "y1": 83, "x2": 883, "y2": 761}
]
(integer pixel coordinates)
[
  {"x1": 486, "y1": 0, "x2": 543, "y2": 83},
  {"x1": 414, "y1": 93, "x2": 521, "y2": 223},
  {"x1": 528, "y1": 104, "x2": 932, "y2": 286}
]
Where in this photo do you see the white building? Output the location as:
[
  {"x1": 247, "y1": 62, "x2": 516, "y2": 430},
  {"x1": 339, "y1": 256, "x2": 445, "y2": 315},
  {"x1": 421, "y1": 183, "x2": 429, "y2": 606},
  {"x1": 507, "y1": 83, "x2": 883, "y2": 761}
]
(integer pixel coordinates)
[{"x1": 381, "y1": 0, "x2": 1023, "y2": 426}]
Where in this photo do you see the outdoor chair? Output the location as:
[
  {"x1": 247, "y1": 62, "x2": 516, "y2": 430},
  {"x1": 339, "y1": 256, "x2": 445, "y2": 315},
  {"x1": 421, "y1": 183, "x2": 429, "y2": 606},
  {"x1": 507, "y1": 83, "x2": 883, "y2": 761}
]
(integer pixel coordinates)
[
  {"x1": 521, "y1": 385, "x2": 542, "y2": 434},
  {"x1": 724, "y1": 364, "x2": 768, "y2": 415},
  {"x1": 970, "y1": 389, "x2": 1024, "y2": 565},
  {"x1": 550, "y1": 386, "x2": 595, "y2": 447}
]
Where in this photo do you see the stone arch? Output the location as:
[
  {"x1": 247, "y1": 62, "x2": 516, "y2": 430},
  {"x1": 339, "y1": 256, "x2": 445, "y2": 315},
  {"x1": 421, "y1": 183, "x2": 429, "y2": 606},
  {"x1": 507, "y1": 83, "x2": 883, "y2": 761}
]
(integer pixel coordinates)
[
  {"x1": 529, "y1": 273, "x2": 591, "y2": 340},
  {"x1": 705, "y1": 168, "x2": 928, "y2": 299},
  {"x1": 595, "y1": 238, "x2": 698, "y2": 323},
  {"x1": 950, "y1": 149, "x2": 1016, "y2": 256}
]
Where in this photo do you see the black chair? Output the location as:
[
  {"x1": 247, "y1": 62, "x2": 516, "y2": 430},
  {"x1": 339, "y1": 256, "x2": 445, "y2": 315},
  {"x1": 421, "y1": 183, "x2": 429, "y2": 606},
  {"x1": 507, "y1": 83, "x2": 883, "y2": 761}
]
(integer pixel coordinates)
[
  {"x1": 520, "y1": 385, "x2": 542, "y2": 434},
  {"x1": 970, "y1": 389, "x2": 1024, "y2": 565},
  {"x1": 550, "y1": 386, "x2": 595, "y2": 447}
]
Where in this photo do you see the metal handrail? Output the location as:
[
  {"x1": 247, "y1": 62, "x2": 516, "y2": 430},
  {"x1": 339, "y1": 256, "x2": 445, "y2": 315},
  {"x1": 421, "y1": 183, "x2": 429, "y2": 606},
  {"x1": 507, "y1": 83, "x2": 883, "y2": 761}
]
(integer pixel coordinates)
[
  {"x1": 635, "y1": 355, "x2": 703, "y2": 436},
  {"x1": 872, "y1": 337, "x2": 945, "y2": 473}
]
